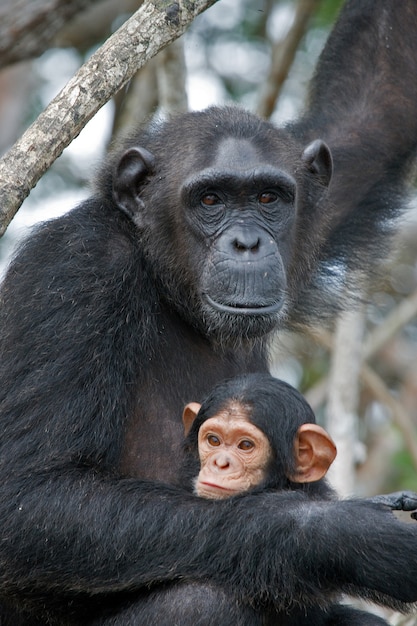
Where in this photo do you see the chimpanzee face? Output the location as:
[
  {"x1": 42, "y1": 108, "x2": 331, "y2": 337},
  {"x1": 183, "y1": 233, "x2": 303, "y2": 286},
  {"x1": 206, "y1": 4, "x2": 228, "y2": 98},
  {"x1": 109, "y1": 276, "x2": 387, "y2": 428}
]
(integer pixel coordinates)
[
  {"x1": 112, "y1": 111, "x2": 332, "y2": 344},
  {"x1": 181, "y1": 137, "x2": 296, "y2": 319}
]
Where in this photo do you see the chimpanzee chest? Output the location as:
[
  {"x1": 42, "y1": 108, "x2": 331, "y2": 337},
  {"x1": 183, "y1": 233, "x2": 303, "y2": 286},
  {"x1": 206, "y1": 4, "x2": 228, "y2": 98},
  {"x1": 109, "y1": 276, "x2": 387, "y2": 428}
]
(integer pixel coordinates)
[{"x1": 120, "y1": 397, "x2": 185, "y2": 482}]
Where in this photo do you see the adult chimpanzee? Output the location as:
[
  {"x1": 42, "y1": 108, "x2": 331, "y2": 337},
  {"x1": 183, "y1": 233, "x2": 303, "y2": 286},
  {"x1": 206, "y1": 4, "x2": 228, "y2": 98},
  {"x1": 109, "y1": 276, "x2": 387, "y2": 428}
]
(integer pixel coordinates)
[
  {"x1": 1, "y1": 1, "x2": 417, "y2": 624},
  {"x1": 179, "y1": 373, "x2": 417, "y2": 625}
]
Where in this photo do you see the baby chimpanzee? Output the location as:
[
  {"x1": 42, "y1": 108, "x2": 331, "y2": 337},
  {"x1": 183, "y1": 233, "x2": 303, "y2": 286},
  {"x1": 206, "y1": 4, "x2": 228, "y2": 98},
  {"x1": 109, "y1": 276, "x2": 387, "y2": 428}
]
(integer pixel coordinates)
[
  {"x1": 182, "y1": 374, "x2": 336, "y2": 499},
  {"x1": 181, "y1": 373, "x2": 339, "y2": 501},
  {"x1": 179, "y1": 373, "x2": 417, "y2": 626}
]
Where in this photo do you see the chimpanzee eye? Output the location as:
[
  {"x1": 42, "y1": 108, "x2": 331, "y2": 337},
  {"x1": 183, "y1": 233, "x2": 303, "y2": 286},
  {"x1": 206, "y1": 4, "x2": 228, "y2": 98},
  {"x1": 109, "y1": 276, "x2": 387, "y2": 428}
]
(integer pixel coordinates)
[
  {"x1": 201, "y1": 193, "x2": 223, "y2": 207},
  {"x1": 207, "y1": 434, "x2": 220, "y2": 446},
  {"x1": 238, "y1": 440, "x2": 254, "y2": 451},
  {"x1": 258, "y1": 191, "x2": 278, "y2": 204}
]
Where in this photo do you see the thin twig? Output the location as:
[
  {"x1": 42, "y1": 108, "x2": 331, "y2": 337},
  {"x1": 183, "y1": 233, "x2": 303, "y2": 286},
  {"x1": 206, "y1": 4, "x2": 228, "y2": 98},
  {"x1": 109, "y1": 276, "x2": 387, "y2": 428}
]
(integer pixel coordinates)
[
  {"x1": 363, "y1": 288, "x2": 417, "y2": 360},
  {"x1": 361, "y1": 364, "x2": 417, "y2": 469}
]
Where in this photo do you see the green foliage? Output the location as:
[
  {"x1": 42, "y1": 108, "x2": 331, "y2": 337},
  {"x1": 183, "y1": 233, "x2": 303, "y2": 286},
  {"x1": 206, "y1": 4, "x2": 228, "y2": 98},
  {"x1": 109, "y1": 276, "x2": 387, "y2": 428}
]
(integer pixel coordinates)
[
  {"x1": 387, "y1": 447, "x2": 417, "y2": 492},
  {"x1": 313, "y1": 0, "x2": 344, "y2": 27}
]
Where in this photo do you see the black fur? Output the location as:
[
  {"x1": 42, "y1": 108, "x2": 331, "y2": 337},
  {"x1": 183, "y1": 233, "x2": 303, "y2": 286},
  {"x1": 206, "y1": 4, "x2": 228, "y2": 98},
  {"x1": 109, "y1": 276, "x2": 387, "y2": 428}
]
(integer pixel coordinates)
[{"x1": 1, "y1": 1, "x2": 417, "y2": 623}]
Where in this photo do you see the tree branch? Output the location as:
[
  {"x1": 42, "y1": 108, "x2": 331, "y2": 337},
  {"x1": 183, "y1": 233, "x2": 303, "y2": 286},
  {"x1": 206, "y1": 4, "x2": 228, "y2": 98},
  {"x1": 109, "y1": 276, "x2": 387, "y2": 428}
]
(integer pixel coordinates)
[
  {"x1": 256, "y1": 0, "x2": 321, "y2": 119},
  {"x1": 361, "y1": 364, "x2": 417, "y2": 471},
  {"x1": 363, "y1": 288, "x2": 417, "y2": 360},
  {"x1": 0, "y1": 0, "x2": 102, "y2": 68},
  {"x1": 0, "y1": 0, "x2": 218, "y2": 236},
  {"x1": 55, "y1": 0, "x2": 143, "y2": 54}
]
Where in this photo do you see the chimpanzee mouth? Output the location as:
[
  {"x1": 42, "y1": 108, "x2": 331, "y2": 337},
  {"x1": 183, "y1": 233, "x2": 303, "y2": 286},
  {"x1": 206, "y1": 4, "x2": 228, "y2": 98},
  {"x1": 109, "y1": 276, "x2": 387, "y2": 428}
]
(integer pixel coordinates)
[{"x1": 204, "y1": 294, "x2": 283, "y2": 315}]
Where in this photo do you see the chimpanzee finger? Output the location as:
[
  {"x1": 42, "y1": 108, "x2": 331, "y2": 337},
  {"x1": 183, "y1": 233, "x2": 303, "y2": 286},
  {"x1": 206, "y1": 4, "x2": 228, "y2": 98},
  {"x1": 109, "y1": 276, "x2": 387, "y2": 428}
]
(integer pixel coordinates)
[{"x1": 367, "y1": 491, "x2": 417, "y2": 511}]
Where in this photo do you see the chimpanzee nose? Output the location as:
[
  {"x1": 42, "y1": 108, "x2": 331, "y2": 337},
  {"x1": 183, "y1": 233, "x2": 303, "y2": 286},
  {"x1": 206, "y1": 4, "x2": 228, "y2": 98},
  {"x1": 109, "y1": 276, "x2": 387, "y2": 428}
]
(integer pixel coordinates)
[
  {"x1": 231, "y1": 227, "x2": 260, "y2": 253},
  {"x1": 213, "y1": 452, "x2": 231, "y2": 469}
]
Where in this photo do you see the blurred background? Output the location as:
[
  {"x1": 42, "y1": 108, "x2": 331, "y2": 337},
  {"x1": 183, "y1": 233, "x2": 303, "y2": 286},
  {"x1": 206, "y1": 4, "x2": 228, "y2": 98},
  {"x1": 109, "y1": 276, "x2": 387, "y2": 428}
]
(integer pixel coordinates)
[{"x1": 0, "y1": 2, "x2": 416, "y2": 619}]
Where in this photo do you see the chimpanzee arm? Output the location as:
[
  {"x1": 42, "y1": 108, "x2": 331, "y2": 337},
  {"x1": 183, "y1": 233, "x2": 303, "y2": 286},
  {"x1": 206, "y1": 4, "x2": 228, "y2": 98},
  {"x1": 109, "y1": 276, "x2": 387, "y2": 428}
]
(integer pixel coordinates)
[
  {"x1": 299, "y1": 0, "x2": 417, "y2": 199},
  {"x1": 290, "y1": 0, "x2": 417, "y2": 309},
  {"x1": 1, "y1": 470, "x2": 417, "y2": 613}
]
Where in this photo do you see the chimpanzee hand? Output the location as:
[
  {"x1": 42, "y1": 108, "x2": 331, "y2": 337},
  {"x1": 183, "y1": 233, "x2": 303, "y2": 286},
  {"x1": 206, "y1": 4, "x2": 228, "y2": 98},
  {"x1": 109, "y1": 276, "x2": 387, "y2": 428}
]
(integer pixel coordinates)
[{"x1": 367, "y1": 491, "x2": 417, "y2": 514}]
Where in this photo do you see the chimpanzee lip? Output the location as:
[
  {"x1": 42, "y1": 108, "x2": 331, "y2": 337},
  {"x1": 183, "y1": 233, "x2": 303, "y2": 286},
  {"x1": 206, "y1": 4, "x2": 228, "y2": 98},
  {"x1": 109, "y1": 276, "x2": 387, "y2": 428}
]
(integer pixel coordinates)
[
  {"x1": 201, "y1": 481, "x2": 232, "y2": 490},
  {"x1": 204, "y1": 293, "x2": 283, "y2": 315}
]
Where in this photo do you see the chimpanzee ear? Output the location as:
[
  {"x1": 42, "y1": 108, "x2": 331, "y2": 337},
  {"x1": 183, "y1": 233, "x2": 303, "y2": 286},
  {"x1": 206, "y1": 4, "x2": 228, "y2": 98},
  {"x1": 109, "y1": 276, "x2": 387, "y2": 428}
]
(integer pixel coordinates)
[
  {"x1": 301, "y1": 139, "x2": 333, "y2": 187},
  {"x1": 290, "y1": 423, "x2": 337, "y2": 483},
  {"x1": 113, "y1": 147, "x2": 155, "y2": 226},
  {"x1": 182, "y1": 402, "x2": 202, "y2": 436}
]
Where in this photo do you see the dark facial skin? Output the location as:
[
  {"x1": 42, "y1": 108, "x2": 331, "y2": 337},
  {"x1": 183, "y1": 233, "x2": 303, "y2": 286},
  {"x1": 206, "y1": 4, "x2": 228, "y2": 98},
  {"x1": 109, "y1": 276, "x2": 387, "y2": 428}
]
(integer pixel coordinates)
[{"x1": 180, "y1": 137, "x2": 298, "y2": 318}]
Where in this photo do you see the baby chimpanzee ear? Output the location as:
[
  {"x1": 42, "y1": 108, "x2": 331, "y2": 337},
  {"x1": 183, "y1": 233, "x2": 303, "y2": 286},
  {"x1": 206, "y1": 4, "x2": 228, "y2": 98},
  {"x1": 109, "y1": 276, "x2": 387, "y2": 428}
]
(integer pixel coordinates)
[
  {"x1": 182, "y1": 402, "x2": 202, "y2": 436},
  {"x1": 290, "y1": 424, "x2": 337, "y2": 483}
]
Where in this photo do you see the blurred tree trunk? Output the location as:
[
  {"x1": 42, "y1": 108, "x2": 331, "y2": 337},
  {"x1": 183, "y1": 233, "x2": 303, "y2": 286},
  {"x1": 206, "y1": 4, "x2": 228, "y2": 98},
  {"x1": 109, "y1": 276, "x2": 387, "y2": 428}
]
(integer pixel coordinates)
[
  {"x1": 0, "y1": 0, "x2": 102, "y2": 67},
  {"x1": 325, "y1": 307, "x2": 365, "y2": 496},
  {"x1": 55, "y1": 0, "x2": 142, "y2": 52},
  {"x1": 0, "y1": 63, "x2": 34, "y2": 154},
  {"x1": 112, "y1": 38, "x2": 188, "y2": 136},
  {"x1": 156, "y1": 39, "x2": 188, "y2": 114}
]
